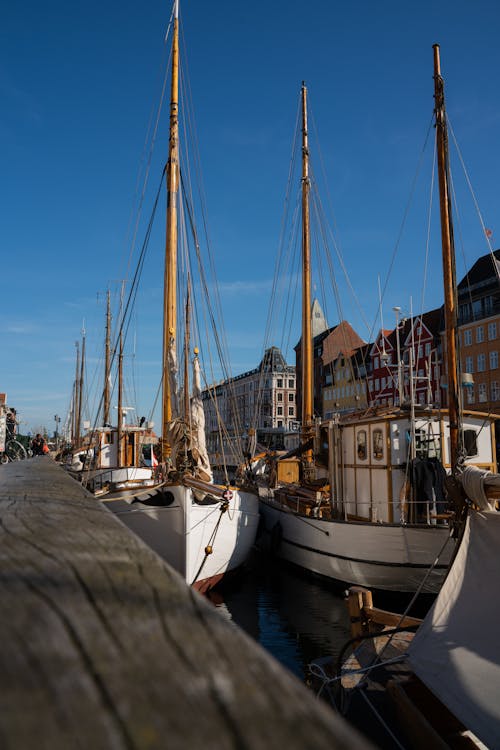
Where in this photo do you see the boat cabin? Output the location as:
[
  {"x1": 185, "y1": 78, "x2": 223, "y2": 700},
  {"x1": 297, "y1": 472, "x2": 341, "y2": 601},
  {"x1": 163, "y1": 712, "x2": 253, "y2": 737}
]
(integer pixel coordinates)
[{"x1": 317, "y1": 408, "x2": 497, "y2": 524}]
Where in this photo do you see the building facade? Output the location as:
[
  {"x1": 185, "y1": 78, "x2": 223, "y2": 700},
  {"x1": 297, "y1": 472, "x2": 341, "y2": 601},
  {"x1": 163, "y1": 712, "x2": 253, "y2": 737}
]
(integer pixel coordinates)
[
  {"x1": 456, "y1": 250, "x2": 500, "y2": 413},
  {"x1": 202, "y1": 347, "x2": 297, "y2": 466}
]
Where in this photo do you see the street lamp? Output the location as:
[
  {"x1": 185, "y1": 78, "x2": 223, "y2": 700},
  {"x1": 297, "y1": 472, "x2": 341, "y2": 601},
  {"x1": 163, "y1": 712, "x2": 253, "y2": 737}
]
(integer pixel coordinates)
[{"x1": 54, "y1": 414, "x2": 61, "y2": 447}]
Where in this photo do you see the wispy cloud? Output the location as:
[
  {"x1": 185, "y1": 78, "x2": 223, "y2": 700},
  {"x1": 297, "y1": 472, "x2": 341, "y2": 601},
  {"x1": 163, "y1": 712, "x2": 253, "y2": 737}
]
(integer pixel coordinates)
[
  {"x1": 210, "y1": 279, "x2": 273, "y2": 296},
  {"x1": 3, "y1": 322, "x2": 39, "y2": 335}
]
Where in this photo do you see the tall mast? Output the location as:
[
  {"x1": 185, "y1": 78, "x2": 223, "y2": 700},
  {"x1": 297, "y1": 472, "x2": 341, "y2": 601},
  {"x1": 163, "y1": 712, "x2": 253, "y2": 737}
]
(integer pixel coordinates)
[
  {"x1": 76, "y1": 329, "x2": 85, "y2": 444},
  {"x1": 183, "y1": 280, "x2": 191, "y2": 423},
  {"x1": 117, "y1": 331, "x2": 123, "y2": 467},
  {"x1": 104, "y1": 290, "x2": 111, "y2": 426},
  {"x1": 301, "y1": 82, "x2": 314, "y2": 474},
  {"x1": 161, "y1": 0, "x2": 180, "y2": 460},
  {"x1": 72, "y1": 340, "x2": 80, "y2": 444},
  {"x1": 433, "y1": 44, "x2": 461, "y2": 472}
]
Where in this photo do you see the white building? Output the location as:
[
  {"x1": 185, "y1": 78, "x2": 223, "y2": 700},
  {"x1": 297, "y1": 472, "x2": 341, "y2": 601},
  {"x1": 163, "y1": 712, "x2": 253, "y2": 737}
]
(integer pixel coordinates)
[{"x1": 202, "y1": 347, "x2": 298, "y2": 468}]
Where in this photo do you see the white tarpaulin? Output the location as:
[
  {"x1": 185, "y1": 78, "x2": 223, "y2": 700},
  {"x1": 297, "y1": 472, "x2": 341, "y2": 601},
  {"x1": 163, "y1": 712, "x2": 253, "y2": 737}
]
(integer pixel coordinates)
[
  {"x1": 408, "y1": 510, "x2": 500, "y2": 749},
  {"x1": 190, "y1": 355, "x2": 212, "y2": 482}
]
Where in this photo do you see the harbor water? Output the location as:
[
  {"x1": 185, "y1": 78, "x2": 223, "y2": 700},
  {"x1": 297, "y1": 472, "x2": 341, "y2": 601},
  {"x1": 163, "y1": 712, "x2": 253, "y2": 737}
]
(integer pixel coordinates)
[
  {"x1": 209, "y1": 549, "x2": 436, "y2": 688},
  {"x1": 209, "y1": 549, "x2": 352, "y2": 684}
]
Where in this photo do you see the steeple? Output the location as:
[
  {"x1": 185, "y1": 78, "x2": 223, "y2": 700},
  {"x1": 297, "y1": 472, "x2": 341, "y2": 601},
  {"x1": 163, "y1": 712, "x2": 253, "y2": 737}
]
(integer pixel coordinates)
[{"x1": 311, "y1": 298, "x2": 328, "y2": 338}]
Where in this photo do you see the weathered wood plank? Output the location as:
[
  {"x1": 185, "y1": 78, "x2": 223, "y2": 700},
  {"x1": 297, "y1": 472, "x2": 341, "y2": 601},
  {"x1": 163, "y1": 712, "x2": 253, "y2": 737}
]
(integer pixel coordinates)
[{"x1": 0, "y1": 458, "x2": 372, "y2": 750}]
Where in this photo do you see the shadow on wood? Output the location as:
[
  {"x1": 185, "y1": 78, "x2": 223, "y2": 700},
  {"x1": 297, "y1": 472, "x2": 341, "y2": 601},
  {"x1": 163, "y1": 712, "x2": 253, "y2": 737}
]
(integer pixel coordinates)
[{"x1": 0, "y1": 459, "x2": 373, "y2": 749}]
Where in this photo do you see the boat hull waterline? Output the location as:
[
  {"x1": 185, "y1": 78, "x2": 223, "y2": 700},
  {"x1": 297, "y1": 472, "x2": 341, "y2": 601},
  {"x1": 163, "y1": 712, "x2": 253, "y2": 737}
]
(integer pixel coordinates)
[
  {"x1": 105, "y1": 485, "x2": 260, "y2": 593},
  {"x1": 258, "y1": 496, "x2": 453, "y2": 593}
]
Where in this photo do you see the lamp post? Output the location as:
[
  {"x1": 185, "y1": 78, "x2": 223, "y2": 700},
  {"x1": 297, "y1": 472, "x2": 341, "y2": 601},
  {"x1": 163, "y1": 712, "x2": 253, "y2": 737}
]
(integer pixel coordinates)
[{"x1": 54, "y1": 414, "x2": 61, "y2": 448}]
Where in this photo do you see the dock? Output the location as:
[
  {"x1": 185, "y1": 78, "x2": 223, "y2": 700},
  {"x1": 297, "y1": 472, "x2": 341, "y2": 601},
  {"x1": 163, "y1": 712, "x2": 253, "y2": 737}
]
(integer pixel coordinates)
[{"x1": 0, "y1": 458, "x2": 372, "y2": 749}]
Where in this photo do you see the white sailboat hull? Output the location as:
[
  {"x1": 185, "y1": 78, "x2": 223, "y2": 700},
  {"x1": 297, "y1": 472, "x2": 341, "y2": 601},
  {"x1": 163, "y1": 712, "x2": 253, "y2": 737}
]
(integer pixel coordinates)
[
  {"x1": 258, "y1": 495, "x2": 454, "y2": 593},
  {"x1": 104, "y1": 485, "x2": 260, "y2": 592}
]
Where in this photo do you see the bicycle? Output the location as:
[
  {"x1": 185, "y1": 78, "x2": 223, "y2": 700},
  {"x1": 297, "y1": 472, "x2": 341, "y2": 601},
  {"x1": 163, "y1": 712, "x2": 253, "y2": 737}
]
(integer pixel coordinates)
[{"x1": 1, "y1": 434, "x2": 31, "y2": 463}]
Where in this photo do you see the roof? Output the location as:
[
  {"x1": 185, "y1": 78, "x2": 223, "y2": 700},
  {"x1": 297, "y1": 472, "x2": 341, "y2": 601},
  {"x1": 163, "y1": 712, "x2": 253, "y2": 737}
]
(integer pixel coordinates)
[{"x1": 457, "y1": 248, "x2": 500, "y2": 291}]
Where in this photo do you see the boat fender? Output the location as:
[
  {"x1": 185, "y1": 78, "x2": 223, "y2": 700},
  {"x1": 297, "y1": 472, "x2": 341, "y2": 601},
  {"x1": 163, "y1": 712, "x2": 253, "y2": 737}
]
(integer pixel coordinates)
[{"x1": 270, "y1": 522, "x2": 283, "y2": 556}]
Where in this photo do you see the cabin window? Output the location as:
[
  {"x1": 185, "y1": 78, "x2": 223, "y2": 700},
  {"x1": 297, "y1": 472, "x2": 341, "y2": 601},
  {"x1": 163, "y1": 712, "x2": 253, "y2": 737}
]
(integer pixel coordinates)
[
  {"x1": 463, "y1": 429, "x2": 478, "y2": 457},
  {"x1": 357, "y1": 430, "x2": 367, "y2": 461},
  {"x1": 372, "y1": 429, "x2": 383, "y2": 460},
  {"x1": 104, "y1": 432, "x2": 113, "y2": 445}
]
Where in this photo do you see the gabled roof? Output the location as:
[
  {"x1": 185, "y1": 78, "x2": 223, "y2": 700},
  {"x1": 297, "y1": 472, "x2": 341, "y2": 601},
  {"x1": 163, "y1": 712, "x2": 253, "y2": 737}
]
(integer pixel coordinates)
[{"x1": 457, "y1": 249, "x2": 500, "y2": 291}]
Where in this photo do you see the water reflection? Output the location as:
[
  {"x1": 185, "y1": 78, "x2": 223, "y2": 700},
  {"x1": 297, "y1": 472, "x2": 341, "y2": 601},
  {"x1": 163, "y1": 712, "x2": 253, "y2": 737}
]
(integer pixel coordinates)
[{"x1": 210, "y1": 550, "x2": 352, "y2": 682}]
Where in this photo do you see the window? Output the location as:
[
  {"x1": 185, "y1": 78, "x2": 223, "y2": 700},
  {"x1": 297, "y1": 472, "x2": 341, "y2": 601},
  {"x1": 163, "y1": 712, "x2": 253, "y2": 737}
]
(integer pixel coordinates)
[
  {"x1": 465, "y1": 356, "x2": 473, "y2": 374},
  {"x1": 464, "y1": 329, "x2": 472, "y2": 346},
  {"x1": 418, "y1": 391, "x2": 425, "y2": 404},
  {"x1": 374, "y1": 356, "x2": 379, "y2": 369},
  {"x1": 418, "y1": 345, "x2": 423, "y2": 358},
  {"x1": 277, "y1": 420, "x2": 283, "y2": 428},
  {"x1": 372, "y1": 429, "x2": 383, "y2": 460},
  {"x1": 478, "y1": 383, "x2": 487, "y2": 402},
  {"x1": 381, "y1": 377, "x2": 386, "y2": 389},
  {"x1": 490, "y1": 351, "x2": 498, "y2": 369},
  {"x1": 288, "y1": 379, "x2": 294, "y2": 388},
  {"x1": 466, "y1": 387, "x2": 475, "y2": 404},
  {"x1": 288, "y1": 393, "x2": 294, "y2": 401},
  {"x1": 288, "y1": 407, "x2": 294, "y2": 416},
  {"x1": 463, "y1": 429, "x2": 478, "y2": 457},
  {"x1": 477, "y1": 354, "x2": 486, "y2": 372},
  {"x1": 276, "y1": 378, "x2": 283, "y2": 388},
  {"x1": 484, "y1": 296, "x2": 494, "y2": 316},
  {"x1": 357, "y1": 430, "x2": 367, "y2": 461},
  {"x1": 375, "y1": 378, "x2": 380, "y2": 391},
  {"x1": 277, "y1": 406, "x2": 283, "y2": 415},
  {"x1": 277, "y1": 393, "x2": 283, "y2": 402},
  {"x1": 492, "y1": 382, "x2": 500, "y2": 401},
  {"x1": 477, "y1": 326, "x2": 484, "y2": 343},
  {"x1": 488, "y1": 322, "x2": 497, "y2": 341}
]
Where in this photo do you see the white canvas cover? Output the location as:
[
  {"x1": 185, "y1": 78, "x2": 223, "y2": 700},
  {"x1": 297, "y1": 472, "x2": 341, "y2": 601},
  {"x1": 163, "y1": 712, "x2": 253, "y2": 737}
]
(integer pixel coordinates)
[
  {"x1": 408, "y1": 509, "x2": 500, "y2": 749},
  {"x1": 190, "y1": 355, "x2": 212, "y2": 482}
]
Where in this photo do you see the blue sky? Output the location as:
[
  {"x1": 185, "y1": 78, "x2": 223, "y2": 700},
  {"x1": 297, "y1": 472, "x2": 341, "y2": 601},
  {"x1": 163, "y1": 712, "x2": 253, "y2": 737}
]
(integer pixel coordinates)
[{"x1": 2, "y1": 0, "x2": 500, "y2": 435}]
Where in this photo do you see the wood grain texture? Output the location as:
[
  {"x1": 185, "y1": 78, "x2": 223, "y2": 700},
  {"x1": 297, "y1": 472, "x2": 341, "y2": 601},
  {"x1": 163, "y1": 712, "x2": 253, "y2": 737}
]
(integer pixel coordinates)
[{"x1": 0, "y1": 458, "x2": 372, "y2": 750}]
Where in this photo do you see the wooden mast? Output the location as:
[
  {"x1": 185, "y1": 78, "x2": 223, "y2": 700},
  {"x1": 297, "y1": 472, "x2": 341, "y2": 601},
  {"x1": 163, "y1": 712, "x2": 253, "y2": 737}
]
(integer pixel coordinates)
[
  {"x1": 301, "y1": 82, "x2": 314, "y2": 475},
  {"x1": 104, "y1": 290, "x2": 111, "y2": 426},
  {"x1": 72, "y1": 340, "x2": 80, "y2": 445},
  {"x1": 433, "y1": 44, "x2": 461, "y2": 471},
  {"x1": 117, "y1": 331, "x2": 123, "y2": 467},
  {"x1": 161, "y1": 0, "x2": 180, "y2": 461},
  {"x1": 183, "y1": 280, "x2": 191, "y2": 423}
]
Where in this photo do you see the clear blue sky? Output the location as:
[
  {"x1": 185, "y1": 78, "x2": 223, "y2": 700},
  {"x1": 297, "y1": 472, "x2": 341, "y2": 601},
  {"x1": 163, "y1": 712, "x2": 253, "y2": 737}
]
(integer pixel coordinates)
[{"x1": 2, "y1": 0, "x2": 499, "y2": 435}]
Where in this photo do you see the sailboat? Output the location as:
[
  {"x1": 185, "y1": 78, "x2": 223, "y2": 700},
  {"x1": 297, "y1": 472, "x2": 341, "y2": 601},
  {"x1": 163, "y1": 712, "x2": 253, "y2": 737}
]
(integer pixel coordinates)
[
  {"x1": 67, "y1": 291, "x2": 157, "y2": 496},
  {"x1": 310, "y1": 48, "x2": 500, "y2": 749},
  {"x1": 255, "y1": 70, "x2": 497, "y2": 594},
  {"x1": 102, "y1": 0, "x2": 259, "y2": 593}
]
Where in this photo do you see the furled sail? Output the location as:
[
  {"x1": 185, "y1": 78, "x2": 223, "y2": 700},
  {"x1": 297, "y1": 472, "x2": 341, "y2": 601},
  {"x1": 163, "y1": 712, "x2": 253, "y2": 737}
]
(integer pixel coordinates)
[
  {"x1": 190, "y1": 354, "x2": 212, "y2": 482},
  {"x1": 408, "y1": 507, "x2": 500, "y2": 749}
]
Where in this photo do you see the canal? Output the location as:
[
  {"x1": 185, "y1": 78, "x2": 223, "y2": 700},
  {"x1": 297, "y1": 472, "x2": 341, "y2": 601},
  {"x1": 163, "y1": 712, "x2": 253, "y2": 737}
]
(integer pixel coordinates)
[{"x1": 209, "y1": 549, "x2": 352, "y2": 685}]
